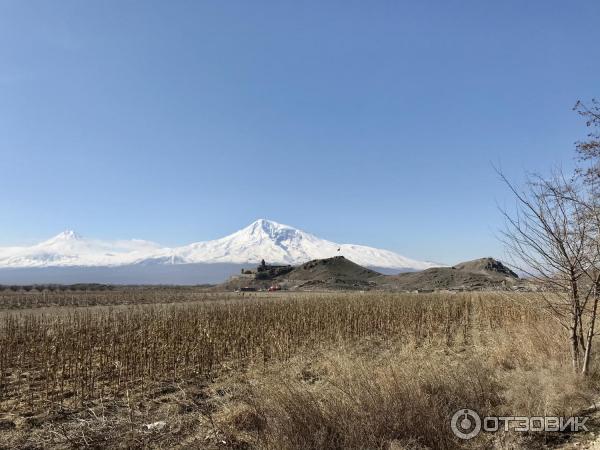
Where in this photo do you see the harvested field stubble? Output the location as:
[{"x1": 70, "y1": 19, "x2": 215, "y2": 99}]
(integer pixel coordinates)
[{"x1": 0, "y1": 291, "x2": 596, "y2": 449}]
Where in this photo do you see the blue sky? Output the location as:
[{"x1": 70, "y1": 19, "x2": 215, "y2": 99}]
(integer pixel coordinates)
[{"x1": 0, "y1": 1, "x2": 598, "y2": 264}]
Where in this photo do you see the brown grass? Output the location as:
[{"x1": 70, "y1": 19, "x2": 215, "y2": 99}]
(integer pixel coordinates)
[{"x1": 0, "y1": 291, "x2": 597, "y2": 449}]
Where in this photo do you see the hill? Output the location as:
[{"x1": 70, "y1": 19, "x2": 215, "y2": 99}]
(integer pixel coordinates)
[
  {"x1": 453, "y1": 257, "x2": 518, "y2": 278},
  {"x1": 281, "y1": 256, "x2": 381, "y2": 290},
  {"x1": 219, "y1": 256, "x2": 522, "y2": 292},
  {"x1": 379, "y1": 257, "x2": 520, "y2": 291},
  {"x1": 219, "y1": 256, "x2": 382, "y2": 291}
]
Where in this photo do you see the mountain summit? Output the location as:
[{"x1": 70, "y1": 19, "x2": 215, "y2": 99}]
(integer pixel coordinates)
[
  {"x1": 47, "y1": 230, "x2": 82, "y2": 242},
  {"x1": 0, "y1": 219, "x2": 438, "y2": 272}
]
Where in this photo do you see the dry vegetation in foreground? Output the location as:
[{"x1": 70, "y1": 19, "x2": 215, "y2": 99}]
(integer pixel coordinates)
[{"x1": 0, "y1": 290, "x2": 599, "y2": 449}]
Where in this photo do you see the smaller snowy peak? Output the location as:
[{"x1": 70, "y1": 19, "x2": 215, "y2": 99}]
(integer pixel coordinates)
[
  {"x1": 0, "y1": 231, "x2": 163, "y2": 268},
  {"x1": 43, "y1": 230, "x2": 83, "y2": 244}
]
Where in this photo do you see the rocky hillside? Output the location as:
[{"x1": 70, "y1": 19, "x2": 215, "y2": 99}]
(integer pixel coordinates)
[
  {"x1": 379, "y1": 257, "x2": 520, "y2": 291},
  {"x1": 281, "y1": 256, "x2": 381, "y2": 290},
  {"x1": 218, "y1": 256, "x2": 523, "y2": 292},
  {"x1": 453, "y1": 257, "x2": 518, "y2": 278}
]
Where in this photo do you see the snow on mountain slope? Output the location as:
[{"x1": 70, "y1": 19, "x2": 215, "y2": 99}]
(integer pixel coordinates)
[
  {"x1": 0, "y1": 231, "x2": 161, "y2": 268},
  {"x1": 154, "y1": 219, "x2": 437, "y2": 270},
  {"x1": 0, "y1": 220, "x2": 438, "y2": 271}
]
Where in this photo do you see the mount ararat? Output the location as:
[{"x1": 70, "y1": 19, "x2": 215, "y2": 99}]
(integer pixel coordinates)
[{"x1": 0, "y1": 219, "x2": 439, "y2": 284}]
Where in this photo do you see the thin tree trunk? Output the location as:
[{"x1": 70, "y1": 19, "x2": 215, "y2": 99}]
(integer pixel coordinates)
[
  {"x1": 571, "y1": 317, "x2": 581, "y2": 372},
  {"x1": 571, "y1": 280, "x2": 582, "y2": 372},
  {"x1": 579, "y1": 308, "x2": 587, "y2": 350},
  {"x1": 582, "y1": 284, "x2": 600, "y2": 376}
]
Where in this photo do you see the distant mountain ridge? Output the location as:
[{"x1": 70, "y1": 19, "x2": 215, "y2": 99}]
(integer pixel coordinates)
[
  {"x1": 220, "y1": 256, "x2": 522, "y2": 292},
  {"x1": 380, "y1": 257, "x2": 520, "y2": 291},
  {"x1": 0, "y1": 220, "x2": 438, "y2": 283}
]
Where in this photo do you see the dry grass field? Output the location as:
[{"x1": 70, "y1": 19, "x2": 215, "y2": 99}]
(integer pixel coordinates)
[{"x1": 0, "y1": 289, "x2": 598, "y2": 449}]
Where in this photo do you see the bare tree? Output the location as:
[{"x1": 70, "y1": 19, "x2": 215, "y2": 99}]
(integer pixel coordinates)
[
  {"x1": 499, "y1": 171, "x2": 591, "y2": 372},
  {"x1": 578, "y1": 202, "x2": 600, "y2": 376},
  {"x1": 572, "y1": 99, "x2": 600, "y2": 374},
  {"x1": 499, "y1": 99, "x2": 600, "y2": 375},
  {"x1": 574, "y1": 99, "x2": 600, "y2": 184},
  {"x1": 539, "y1": 176, "x2": 600, "y2": 375}
]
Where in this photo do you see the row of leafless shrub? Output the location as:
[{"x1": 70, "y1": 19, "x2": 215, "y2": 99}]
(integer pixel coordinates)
[{"x1": 0, "y1": 288, "x2": 228, "y2": 310}]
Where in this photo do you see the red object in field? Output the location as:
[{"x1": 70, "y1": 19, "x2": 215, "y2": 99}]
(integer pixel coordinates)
[{"x1": 268, "y1": 285, "x2": 281, "y2": 292}]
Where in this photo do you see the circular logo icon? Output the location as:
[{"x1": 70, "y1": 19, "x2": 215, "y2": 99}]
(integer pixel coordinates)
[{"x1": 451, "y1": 409, "x2": 481, "y2": 440}]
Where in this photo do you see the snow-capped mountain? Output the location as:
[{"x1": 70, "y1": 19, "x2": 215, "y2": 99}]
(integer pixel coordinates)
[
  {"x1": 0, "y1": 220, "x2": 438, "y2": 272},
  {"x1": 150, "y1": 219, "x2": 436, "y2": 270},
  {"x1": 0, "y1": 231, "x2": 161, "y2": 268}
]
